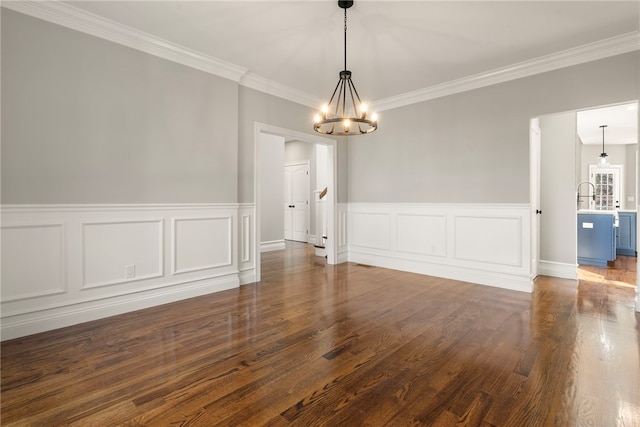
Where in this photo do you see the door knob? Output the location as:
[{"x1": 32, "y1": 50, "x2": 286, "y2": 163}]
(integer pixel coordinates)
[{"x1": 536, "y1": 209, "x2": 542, "y2": 215}]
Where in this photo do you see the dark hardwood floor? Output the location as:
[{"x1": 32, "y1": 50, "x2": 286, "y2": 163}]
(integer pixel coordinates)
[
  {"x1": 2, "y1": 242, "x2": 639, "y2": 426},
  {"x1": 578, "y1": 254, "x2": 637, "y2": 288}
]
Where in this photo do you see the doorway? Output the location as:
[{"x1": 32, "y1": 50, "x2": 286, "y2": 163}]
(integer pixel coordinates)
[
  {"x1": 575, "y1": 102, "x2": 638, "y2": 289},
  {"x1": 531, "y1": 101, "x2": 639, "y2": 303},
  {"x1": 254, "y1": 122, "x2": 338, "y2": 283}
]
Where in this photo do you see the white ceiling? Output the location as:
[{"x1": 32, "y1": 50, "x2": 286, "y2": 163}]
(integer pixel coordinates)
[
  {"x1": 63, "y1": 0, "x2": 640, "y2": 108},
  {"x1": 577, "y1": 102, "x2": 638, "y2": 146}
]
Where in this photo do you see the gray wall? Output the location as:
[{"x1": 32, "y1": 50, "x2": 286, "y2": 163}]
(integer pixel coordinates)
[
  {"x1": 348, "y1": 52, "x2": 639, "y2": 203},
  {"x1": 260, "y1": 133, "x2": 285, "y2": 243},
  {"x1": 540, "y1": 112, "x2": 578, "y2": 265},
  {"x1": 238, "y1": 87, "x2": 349, "y2": 204},
  {"x1": 2, "y1": 9, "x2": 238, "y2": 204},
  {"x1": 285, "y1": 140, "x2": 313, "y2": 164},
  {"x1": 3, "y1": 8, "x2": 637, "y2": 218}
]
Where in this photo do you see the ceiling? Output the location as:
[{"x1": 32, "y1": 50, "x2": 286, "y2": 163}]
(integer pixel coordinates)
[
  {"x1": 62, "y1": 0, "x2": 640, "y2": 109},
  {"x1": 577, "y1": 102, "x2": 638, "y2": 146}
]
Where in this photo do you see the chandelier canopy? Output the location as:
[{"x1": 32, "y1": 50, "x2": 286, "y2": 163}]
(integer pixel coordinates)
[{"x1": 313, "y1": 0, "x2": 377, "y2": 136}]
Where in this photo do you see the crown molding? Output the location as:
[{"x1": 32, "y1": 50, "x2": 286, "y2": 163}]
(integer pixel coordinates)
[
  {"x1": 2, "y1": 0, "x2": 248, "y2": 82},
  {"x1": 372, "y1": 31, "x2": 640, "y2": 112},
  {"x1": 240, "y1": 72, "x2": 318, "y2": 109},
  {"x1": 4, "y1": 1, "x2": 638, "y2": 111}
]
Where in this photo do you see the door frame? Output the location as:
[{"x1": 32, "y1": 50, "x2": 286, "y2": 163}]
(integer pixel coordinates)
[
  {"x1": 254, "y1": 122, "x2": 338, "y2": 283},
  {"x1": 530, "y1": 118, "x2": 541, "y2": 279}
]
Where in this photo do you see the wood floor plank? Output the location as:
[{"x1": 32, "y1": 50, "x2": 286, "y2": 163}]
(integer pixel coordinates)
[{"x1": 2, "y1": 241, "x2": 639, "y2": 426}]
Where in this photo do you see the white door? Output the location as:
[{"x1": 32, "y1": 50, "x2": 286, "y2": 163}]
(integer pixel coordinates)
[
  {"x1": 530, "y1": 121, "x2": 541, "y2": 278},
  {"x1": 284, "y1": 163, "x2": 309, "y2": 242}
]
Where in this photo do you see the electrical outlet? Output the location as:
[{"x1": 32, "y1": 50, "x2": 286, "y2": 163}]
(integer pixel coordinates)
[{"x1": 125, "y1": 264, "x2": 136, "y2": 279}]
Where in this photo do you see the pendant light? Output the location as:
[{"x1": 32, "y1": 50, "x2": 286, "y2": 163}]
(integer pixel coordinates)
[
  {"x1": 313, "y1": 0, "x2": 377, "y2": 135},
  {"x1": 598, "y1": 124, "x2": 609, "y2": 167}
]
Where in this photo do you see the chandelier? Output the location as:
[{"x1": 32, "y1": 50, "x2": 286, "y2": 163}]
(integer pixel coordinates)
[{"x1": 313, "y1": 0, "x2": 377, "y2": 135}]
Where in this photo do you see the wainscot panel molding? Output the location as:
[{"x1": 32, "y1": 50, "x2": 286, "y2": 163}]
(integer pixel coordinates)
[
  {"x1": 0, "y1": 204, "x2": 256, "y2": 340},
  {"x1": 238, "y1": 204, "x2": 256, "y2": 285},
  {"x1": 538, "y1": 260, "x2": 578, "y2": 280},
  {"x1": 347, "y1": 203, "x2": 533, "y2": 293},
  {"x1": 337, "y1": 203, "x2": 349, "y2": 264}
]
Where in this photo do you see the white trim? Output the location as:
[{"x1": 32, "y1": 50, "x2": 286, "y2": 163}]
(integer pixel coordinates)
[
  {"x1": 538, "y1": 260, "x2": 578, "y2": 280},
  {"x1": 240, "y1": 72, "x2": 317, "y2": 108},
  {"x1": 349, "y1": 252, "x2": 532, "y2": 293},
  {"x1": 2, "y1": 0, "x2": 247, "y2": 83},
  {"x1": 1, "y1": 275, "x2": 237, "y2": 341},
  {"x1": 0, "y1": 222, "x2": 68, "y2": 302},
  {"x1": 239, "y1": 270, "x2": 257, "y2": 286},
  {"x1": 260, "y1": 240, "x2": 286, "y2": 252},
  {"x1": 372, "y1": 32, "x2": 640, "y2": 112},
  {"x1": 0, "y1": 203, "x2": 241, "y2": 213},
  {"x1": 4, "y1": 1, "x2": 637, "y2": 110},
  {"x1": 1, "y1": 203, "x2": 249, "y2": 340},
  {"x1": 347, "y1": 203, "x2": 533, "y2": 293},
  {"x1": 171, "y1": 216, "x2": 233, "y2": 275}
]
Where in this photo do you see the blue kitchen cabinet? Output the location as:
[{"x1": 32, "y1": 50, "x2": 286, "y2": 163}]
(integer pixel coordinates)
[
  {"x1": 577, "y1": 213, "x2": 616, "y2": 267},
  {"x1": 616, "y1": 211, "x2": 637, "y2": 256}
]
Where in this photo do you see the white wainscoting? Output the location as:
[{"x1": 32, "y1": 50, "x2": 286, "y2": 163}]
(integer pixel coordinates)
[
  {"x1": 347, "y1": 203, "x2": 533, "y2": 293},
  {"x1": 239, "y1": 204, "x2": 257, "y2": 285},
  {"x1": 1, "y1": 204, "x2": 256, "y2": 340},
  {"x1": 337, "y1": 203, "x2": 349, "y2": 263}
]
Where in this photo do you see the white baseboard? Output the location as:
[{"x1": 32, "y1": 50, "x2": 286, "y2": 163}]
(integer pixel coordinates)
[
  {"x1": 538, "y1": 260, "x2": 578, "y2": 280},
  {"x1": 349, "y1": 252, "x2": 533, "y2": 293},
  {"x1": 260, "y1": 240, "x2": 286, "y2": 252},
  {"x1": 239, "y1": 269, "x2": 257, "y2": 285},
  {"x1": 1, "y1": 275, "x2": 238, "y2": 341}
]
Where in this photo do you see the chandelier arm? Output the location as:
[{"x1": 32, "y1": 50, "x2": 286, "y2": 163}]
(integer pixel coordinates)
[
  {"x1": 349, "y1": 78, "x2": 364, "y2": 108},
  {"x1": 334, "y1": 78, "x2": 345, "y2": 118},
  {"x1": 347, "y1": 79, "x2": 360, "y2": 117},
  {"x1": 341, "y1": 78, "x2": 347, "y2": 118},
  {"x1": 327, "y1": 78, "x2": 342, "y2": 109}
]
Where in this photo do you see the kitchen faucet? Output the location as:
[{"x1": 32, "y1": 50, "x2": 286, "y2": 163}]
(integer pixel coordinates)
[{"x1": 576, "y1": 181, "x2": 595, "y2": 210}]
